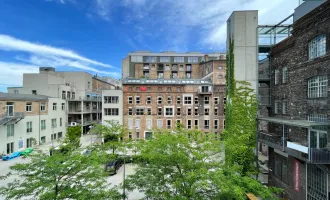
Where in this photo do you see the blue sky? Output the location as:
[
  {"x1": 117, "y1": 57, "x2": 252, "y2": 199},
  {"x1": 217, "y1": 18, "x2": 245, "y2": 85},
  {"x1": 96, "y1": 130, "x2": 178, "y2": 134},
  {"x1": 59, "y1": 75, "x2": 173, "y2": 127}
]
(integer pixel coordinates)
[{"x1": 0, "y1": 0, "x2": 299, "y2": 92}]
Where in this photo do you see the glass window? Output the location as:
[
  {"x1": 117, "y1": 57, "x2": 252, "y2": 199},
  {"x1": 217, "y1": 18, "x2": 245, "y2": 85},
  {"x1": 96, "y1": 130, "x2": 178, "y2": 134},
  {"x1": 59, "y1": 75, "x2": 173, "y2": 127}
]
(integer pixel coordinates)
[
  {"x1": 51, "y1": 119, "x2": 57, "y2": 128},
  {"x1": 157, "y1": 107, "x2": 162, "y2": 116},
  {"x1": 26, "y1": 102, "x2": 32, "y2": 112},
  {"x1": 183, "y1": 95, "x2": 192, "y2": 105},
  {"x1": 187, "y1": 108, "x2": 192, "y2": 115},
  {"x1": 60, "y1": 118, "x2": 62, "y2": 127},
  {"x1": 104, "y1": 108, "x2": 119, "y2": 116},
  {"x1": 214, "y1": 97, "x2": 219, "y2": 105},
  {"x1": 135, "y1": 119, "x2": 140, "y2": 129},
  {"x1": 147, "y1": 108, "x2": 151, "y2": 115},
  {"x1": 167, "y1": 96, "x2": 172, "y2": 104},
  {"x1": 214, "y1": 108, "x2": 218, "y2": 116},
  {"x1": 188, "y1": 56, "x2": 198, "y2": 63},
  {"x1": 146, "y1": 119, "x2": 152, "y2": 129},
  {"x1": 104, "y1": 96, "x2": 119, "y2": 104},
  {"x1": 146, "y1": 56, "x2": 157, "y2": 63},
  {"x1": 136, "y1": 132, "x2": 140, "y2": 139},
  {"x1": 7, "y1": 124, "x2": 14, "y2": 137},
  {"x1": 282, "y1": 101, "x2": 287, "y2": 114},
  {"x1": 128, "y1": 119, "x2": 133, "y2": 129},
  {"x1": 156, "y1": 119, "x2": 162, "y2": 128},
  {"x1": 128, "y1": 96, "x2": 133, "y2": 104},
  {"x1": 274, "y1": 100, "x2": 279, "y2": 114},
  {"x1": 157, "y1": 96, "x2": 162, "y2": 104},
  {"x1": 194, "y1": 107, "x2": 199, "y2": 115},
  {"x1": 204, "y1": 96, "x2": 209, "y2": 104},
  {"x1": 309, "y1": 34, "x2": 326, "y2": 60},
  {"x1": 214, "y1": 119, "x2": 219, "y2": 129},
  {"x1": 62, "y1": 103, "x2": 65, "y2": 111},
  {"x1": 41, "y1": 120, "x2": 46, "y2": 130},
  {"x1": 135, "y1": 96, "x2": 140, "y2": 104},
  {"x1": 308, "y1": 114, "x2": 328, "y2": 123},
  {"x1": 194, "y1": 120, "x2": 199, "y2": 129},
  {"x1": 53, "y1": 103, "x2": 57, "y2": 111},
  {"x1": 174, "y1": 56, "x2": 184, "y2": 63},
  {"x1": 160, "y1": 56, "x2": 170, "y2": 62},
  {"x1": 177, "y1": 96, "x2": 181, "y2": 104},
  {"x1": 204, "y1": 108, "x2": 209, "y2": 115},
  {"x1": 146, "y1": 96, "x2": 151, "y2": 104},
  {"x1": 27, "y1": 121, "x2": 32, "y2": 133},
  {"x1": 275, "y1": 69, "x2": 279, "y2": 85},
  {"x1": 131, "y1": 55, "x2": 143, "y2": 62},
  {"x1": 136, "y1": 108, "x2": 144, "y2": 115},
  {"x1": 204, "y1": 120, "x2": 209, "y2": 129},
  {"x1": 308, "y1": 76, "x2": 328, "y2": 98},
  {"x1": 166, "y1": 119, "x2": 172, "y2": 129},
  {"x1": 282, "y1": 67, "x2": 288, "y2": 83},
  {"x1": 40, "y1": 103, "x2": 46, "y2": 112},
  {"x1": 165, "y1": 107, "x2": 174, "y2": 116},
  {"x1": 187, "y1": 119, "x2": 192, "y2": 129},
  {"x1": 176, "y1": 107, "x2": 181, "y2": 115},
  {"x1": 128, "y1": 108, "x2": 133, "y2": 115}
]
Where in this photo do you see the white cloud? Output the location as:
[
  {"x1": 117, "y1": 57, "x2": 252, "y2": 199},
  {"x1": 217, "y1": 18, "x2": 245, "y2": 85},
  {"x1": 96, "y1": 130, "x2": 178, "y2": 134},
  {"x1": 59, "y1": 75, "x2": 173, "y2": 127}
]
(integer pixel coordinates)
[
  {"x1": 0, "y1": 61, "x2": 39, "y2": 86},
  {"x1": 0, "y1": 34, "x2": 114, "y2": 68}
]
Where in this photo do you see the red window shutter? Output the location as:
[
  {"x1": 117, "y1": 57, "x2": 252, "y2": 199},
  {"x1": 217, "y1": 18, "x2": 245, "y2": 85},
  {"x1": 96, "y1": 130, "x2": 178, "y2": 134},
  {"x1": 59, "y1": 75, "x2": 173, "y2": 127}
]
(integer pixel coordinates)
[{"x1": 140, "y1": 86, "x2": 147, "y2": 91}]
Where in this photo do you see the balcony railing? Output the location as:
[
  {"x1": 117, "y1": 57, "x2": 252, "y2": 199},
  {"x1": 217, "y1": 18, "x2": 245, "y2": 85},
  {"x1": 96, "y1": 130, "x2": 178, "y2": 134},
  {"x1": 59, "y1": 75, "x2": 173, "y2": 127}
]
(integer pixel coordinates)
[
  {"x1": 310, "y1": 148, "x2": 330, "y2": 164},
  {"x1": 0, "y1": 112, "x2": 25, "y2": 125},
  {"x1": 258, "y1": 131, "x2": 284, "y2": 150},
  {"x1": 198, "y1": 87, "x2": 213, "y2": 94}
]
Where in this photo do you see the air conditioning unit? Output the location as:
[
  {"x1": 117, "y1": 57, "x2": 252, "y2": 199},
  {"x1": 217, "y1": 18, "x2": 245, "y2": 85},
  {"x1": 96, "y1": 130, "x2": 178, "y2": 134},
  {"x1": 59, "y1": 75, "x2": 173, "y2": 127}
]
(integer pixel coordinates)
[{"x1": 71, "y1": 122, "x2": 77, "y2": 126}]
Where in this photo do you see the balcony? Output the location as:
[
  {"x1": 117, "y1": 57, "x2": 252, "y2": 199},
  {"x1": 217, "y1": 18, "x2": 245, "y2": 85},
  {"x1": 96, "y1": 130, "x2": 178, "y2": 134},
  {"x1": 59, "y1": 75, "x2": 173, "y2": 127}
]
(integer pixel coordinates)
[
  {"x1": 0, "y1": 112, "x2": 25, "y2": 125},
  {"x1": 198, "y1": 86, "x2": 213, "y2": 94},
  {"x1": 68, "y1": 97, "x2": 101, "y2": 102},
  {"x1": 259, "y1": 70, "x2": 270, "y2": 82},
  {"x1": 310, "y1": 148, "x2": 330, "y2": 164},
  {"x1": 259, "y1": 131, "x2": 284, "y2": 150}
]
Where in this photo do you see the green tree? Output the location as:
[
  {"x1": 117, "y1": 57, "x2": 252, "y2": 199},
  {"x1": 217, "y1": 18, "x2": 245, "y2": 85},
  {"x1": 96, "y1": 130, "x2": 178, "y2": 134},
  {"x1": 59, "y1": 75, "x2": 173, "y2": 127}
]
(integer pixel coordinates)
[
  {"x1": 125, "y1": 128, "x2": 280, "y2": 200},
  {"x1": 93, "y1": 121, "x2": 128, "y2": 154},
  {"x1": 64, "y1": 126, "x2": 81, "y2": 148},
  {"x1": 0, "y1": 145, "x2": 120, "y2": 200}
]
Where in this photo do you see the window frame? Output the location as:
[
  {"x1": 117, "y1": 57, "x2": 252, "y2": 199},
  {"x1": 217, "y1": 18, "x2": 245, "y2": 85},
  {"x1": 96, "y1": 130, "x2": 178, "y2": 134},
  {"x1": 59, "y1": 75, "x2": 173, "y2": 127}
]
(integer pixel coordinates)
[
  {"x1": 26, "y1": 102, "x2": 32, "y2": 112},
  {"x1": 164, "y1": 106, "x2": 174, "y2": 117},
  {"x1": 183, "y1": 95, "x2": 193, "y2": 105},
  {"x1": 282, "y1": 67, "x2": 288, "y2": 83},
  {"x1": 128, "y1": 96, "x2": 133, "y2": 104},
  {"x1": 309, "y1": 34, "x2": 326, "y2": 60},
  {"x1": 308, "y1": 76, "x2": 328, "y2": 98}
]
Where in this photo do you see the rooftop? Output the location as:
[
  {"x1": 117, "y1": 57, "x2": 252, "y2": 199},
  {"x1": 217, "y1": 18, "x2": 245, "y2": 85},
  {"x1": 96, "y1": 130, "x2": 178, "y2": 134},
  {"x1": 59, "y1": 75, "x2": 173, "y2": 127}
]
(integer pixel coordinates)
[
  {"x1": 0, "y1": 92, "x2": 49, "y2": 101},
  {"x1": 122, "y1": 78, "x2": 213, "y2": 85}
]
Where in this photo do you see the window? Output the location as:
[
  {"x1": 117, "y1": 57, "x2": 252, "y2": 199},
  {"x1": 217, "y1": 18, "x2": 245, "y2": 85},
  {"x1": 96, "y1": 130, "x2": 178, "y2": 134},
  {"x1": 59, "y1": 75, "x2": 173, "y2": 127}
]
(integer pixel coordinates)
[
  {"x1": 188, "y1": 56, "x2": 198, "y2": 63},
  {"x1": 145, "y1": 132, "x2": 153, "y2": 140},
  {"x1": 157, "y1": 87, "x2": 163, "y2": 92},
  {"x1": 179, "y1": 64, "x2": 184, "y2": 71},
  {"x1": 282, "y1": 67, "x2": 288, "y2": 83},
  {"x1": 87, "y1": 81, "x2": 90, "y2": 89},
  {"x1": 14, "y1": 90, "x2": 19, "y2": 94},
  {"x1": 176, "y1": 87, "x2": 181, "y2": 92},
  {"x1": 72, "y1": 92, "x2": 75, "y2": 99},
  {"x1": 165, "y1": 65, "x2": 170, "y2": 71},
  {"x1": 194, "y1": 97, "x2": 199, "y2": 104},
  {"x1": 194, "y1": 120, "x2": 199, "y2": 129},
  {"x1": 158, "y1": 72, "x2": 164, "y2": 78},
  {"x1": 136, "y1": 87, "x2": 139, "y2": 91},
  {"x1": 62, "y1": 91, "x2": 66, "y2": 99},
  {"x1": 308, "y1": 76, "x2": 328, "y2": 98},
  {"x1": 53, "y1": 103, "x2": 57, "y2": 111},
  {"x1": 128, "y1": 96, "x2": 133, "y2": 104},
  {"x1": 157, "y1": 107, "x2": 162, "y2": 115},
  {"x1": 167, "y1": 96, "x2": 172, "y2": 104},
  {"x1": 51, "y1": 134, "x2": 56, "y2": 141},
  {"x1": 67, "y1": 91, "x2": 70, "y2": 99},
  {"x1": 194, "y1": 107, "x2": 199, "y2": 115},
  {"x1": 218, "y1": 74, "x2": 223, "y2": 79},
  {"x1": 136, "y1": 132, "x2": 140, "y2": 139},
  {"x1": 187, "y1": 119, "x2": 192, "y2": 129},
  {"x1": 135, "y1": 119, "x2": 140, "y2": 129},
  {"x1": 282, "y1": 101, "x2": 287, "y2": 114},
  {"x1": 60, "y1": 118, "x2": 62, "y2": 127},
  {"x1": 308, "y1": 114, "x2": 328, "y2": 123},
  {"x1": 275, "y1": 69, "x2": 279, "y2": 85},
  {"x1": 157, "y1": 119, "x2": 162, "y2": 128},
  {"x1": 146, "y1": 119, "x2": 152, "y2": 129},
  {"x1": 135, "y1": 96, "x2": 140, "y2": 104},
  {"x1": 51, "y1": 119, "x2": 56, "y2": 128},
  {"x1": 166, "y1": 119, "x2": 172, "y2": 129},
  {"x1": 131, "y1": 55, "x2": 143, "y2": 62},
  {"x1": 187, "y1": 108, "x2": 192, "y2": 115},
  {"x1": 40, "y1": 136, "x2": 46, "y2": 144},
  {"x1": 128, "y1": 119, "x2": 133, "y2": 129},
  {"x1": 204, "y1": 108, "x2": 209, "y2": 115},
  {"x1": 27, "y1": 121, "x2": 32, "y2": 133},
  {"x1": 274, "y1": 100, "x2": 279, "y2": 114},
  {"x1": 176, "y1": 120, "x2": 181, "y2": 128},
  {"x1": 146, "y1": 96, "x2": 151, "y2": 104},
  {"x1": 26, "y1": 102, "x2": 32, "y2": 112},
  {"x1": 214, "y1": 97, "x2": 219, "y2": 105},
  {"x1": 40, "y1": 103, "x2": 46, "y2": 112},
  {"x1": 204, "y1": 96, "x2": 210, "y2": 104},
  {"x1": 129, "y1": 132, "x2": 132, "y2": 139},
  {"x1": 160, "y1": 56, "x2": 170, "y2": 62},
  {"x1": 204, "y1": 120, "x2": 209, "y2": 129},
  {"x1": 146, "y1": 56, "x2": 157, "y2": 62},
  {"x1": 214, "y1": 120, "x2": 219, "y2": 129},
  {"x1": 167, "y1": 87, "x2": 172, "y2": 92},
  {"x1": 104, "y1": 108, "x2": 119, "y2": 116},
  {"x1": 41, "y1": 120, "x2": 46, "y2": 130},
  {"x1": 309, "y1": 34, "x2": 326, "y2": 60},
  {"x1": 147, "y1": 108, "x2": 151, "y2": 115},
  {"x1": 26, "y1": 137, "x2": 32, "y2": 148},
  {"x1": 174, "y1": 56, "x2": 184, "y2": 63},
  {"x1": 61, "y1": 103, "x2": 65, "y2": 111},
  {"x1": 183, "y1": 95, "x2": 192, "y2": 105},
  {"x1": 136, "y1": 108, "x2": 144, "y2": 115},
  {"x1": 147, "y1": 87, "x2": 151, "y2": 91},
  {"x1": 128, "y1": 108, "x2": 133, "y2": 115},
  {"x1": 214, "y1": 108, "x2": 218, "y2": 116},
  {"x1": 218, "y1": 66, "x2": 223, "y2": 70},
  {"x1": 58, "y1": 132, "x2": 62, "y2": 139},
  {"x1": 176, "y1": 107, "x2": 181, "y2": 115},
  {"x1": 186, "y1": 72, "x2": 191, "y2": 79},
  {"x1": 186, "y1": 65, "x2": 192, "y2": 71},
  {"x1": 128, "y1": 87, "x2": 132, "y2": 91},
  {"x1": 165, "y1": 107, "x2": 174, "y2": 116},
  {"x1": 7, "y1": 124, "x2": 14, "y2": 137},
  {"x1": 104, "y1": 96, "x2": 119, "y2": 104},
  {"x1": 7, "y1": 142, "x2": 14, "y2": 154},
  {"x1": 177, "y1": 96, "x2": 181, "y2": 104},
  {"x1": 223, "y1": 120, "x2": 226, "y2": 129},
  {"x1": 157, "y1": 96, "x2": 162, "y2": 104}
]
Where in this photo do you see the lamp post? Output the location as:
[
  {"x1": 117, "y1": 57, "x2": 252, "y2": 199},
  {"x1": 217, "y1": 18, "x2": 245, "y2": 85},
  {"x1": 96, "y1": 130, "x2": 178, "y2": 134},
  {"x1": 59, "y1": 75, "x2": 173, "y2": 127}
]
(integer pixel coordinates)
[{"x1": 89, "y1": 125, "x2": 93, "y2": 146}]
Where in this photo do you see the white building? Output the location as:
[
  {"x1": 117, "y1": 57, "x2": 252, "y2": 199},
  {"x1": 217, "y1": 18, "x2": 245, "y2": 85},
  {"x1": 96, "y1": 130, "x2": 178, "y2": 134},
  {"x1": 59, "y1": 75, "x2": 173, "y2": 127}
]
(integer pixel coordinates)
[
  {"x1": 102, "y1": 90, "x2": 123, "y2": 126},
  {"x1": 0, "y1": 93, "x2": 66, "y2": 154}
]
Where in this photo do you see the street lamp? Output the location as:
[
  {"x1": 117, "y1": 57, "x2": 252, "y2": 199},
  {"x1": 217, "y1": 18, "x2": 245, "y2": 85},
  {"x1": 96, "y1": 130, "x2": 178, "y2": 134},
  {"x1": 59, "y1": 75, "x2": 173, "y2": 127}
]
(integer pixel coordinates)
[{"x1": 89, "y1": 125, "x2": 93, "y2": 146}]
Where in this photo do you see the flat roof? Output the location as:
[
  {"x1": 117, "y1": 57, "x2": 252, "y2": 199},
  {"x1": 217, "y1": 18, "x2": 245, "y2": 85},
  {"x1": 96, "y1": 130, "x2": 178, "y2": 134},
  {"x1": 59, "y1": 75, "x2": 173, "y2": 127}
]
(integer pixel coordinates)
[
  {"x1": 122, "y1": 78, "x2": 213, "y2": 85},
  {"x1": 258, "y1": 116, "x2": 329, "y2": 128},
  {"x1": 0, "y1": 92, "x2": 49, "y2": 101},
  {"x1": 128, "y1": 51, "x2": 225, "y2": 57}
]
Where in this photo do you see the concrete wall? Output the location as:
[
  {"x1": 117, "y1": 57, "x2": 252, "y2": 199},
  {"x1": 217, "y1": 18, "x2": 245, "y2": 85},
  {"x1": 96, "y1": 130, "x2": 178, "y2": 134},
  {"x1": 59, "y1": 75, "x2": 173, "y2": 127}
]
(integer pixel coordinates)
[
  {"x1": 122, "y1": 57, "x2": 130, "y2": 79},
  {"x1": 102, "y1": 90, "x2": 123, "y2": 125},
  {"x1": 227, "y1": 11, "x2": 258, "y2": 92}
]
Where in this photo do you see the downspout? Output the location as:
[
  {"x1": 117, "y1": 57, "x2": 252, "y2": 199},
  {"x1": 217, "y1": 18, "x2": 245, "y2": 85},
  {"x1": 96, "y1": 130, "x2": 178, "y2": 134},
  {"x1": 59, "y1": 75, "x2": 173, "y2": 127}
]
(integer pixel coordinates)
[{"x1": 38, "y1": 101, "x2": 41, "y2": 145}]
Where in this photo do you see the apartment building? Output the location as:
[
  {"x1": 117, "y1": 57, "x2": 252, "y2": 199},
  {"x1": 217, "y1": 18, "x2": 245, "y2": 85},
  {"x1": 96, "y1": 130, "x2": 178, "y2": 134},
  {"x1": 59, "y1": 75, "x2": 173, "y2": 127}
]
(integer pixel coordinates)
[
  {"x1": 0, "y1": 93, "x2": 66, "y2": 154},
  {"x1": 7, "y1": 67, "x2": 116, "y2": 133},
  {"x1": 257, "y1": 1, "x2": 330, "y2": 199},
  {"x1": 102, "y1": 89, "x2": 123, "y2": 126},
  {"x1": 122, "y1": 51, "x2": 226, "y2": 139}
]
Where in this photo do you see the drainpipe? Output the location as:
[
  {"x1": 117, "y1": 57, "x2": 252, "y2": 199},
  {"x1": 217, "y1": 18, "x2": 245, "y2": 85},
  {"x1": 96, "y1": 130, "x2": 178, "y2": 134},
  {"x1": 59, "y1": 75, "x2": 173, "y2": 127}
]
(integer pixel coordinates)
[
  {"x1": 38, "y1": 101, "x2": 41, "y2": 145},
  {"x1": 81, "y1": 100, "x2": 84, "y2": 136},
  {"x1": 282, "y1": 124, "x2": 285, "y2": 151}
]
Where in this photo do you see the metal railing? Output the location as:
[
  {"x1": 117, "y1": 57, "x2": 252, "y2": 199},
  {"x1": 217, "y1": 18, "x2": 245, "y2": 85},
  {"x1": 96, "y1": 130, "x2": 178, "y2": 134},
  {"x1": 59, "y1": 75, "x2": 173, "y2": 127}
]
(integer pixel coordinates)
[
  {"x1": 259, "y1": 131, "x2": 283, "y2": 146},
  {"x1": 310, "y1": 148, "x2": 330, "y2": 164},
  {"x1": 0, "y1": 112, "x2": 25, "y2": 125},
  {"x1": 198, "y1": 87, "x2": 213, "y2": 94}
]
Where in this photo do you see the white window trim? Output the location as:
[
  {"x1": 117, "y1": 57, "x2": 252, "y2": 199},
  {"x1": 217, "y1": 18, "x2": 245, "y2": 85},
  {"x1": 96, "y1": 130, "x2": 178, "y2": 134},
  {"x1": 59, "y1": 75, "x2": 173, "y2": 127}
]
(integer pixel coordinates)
[
  {"x1": 157, "y1": 96, "x2": 162, "y2": 104},
  {"x1": 128, "y1": 118, "x2": 133, "y2": 129},
  {"x1": 214, "y1": 119, "x2": 219, "y2": 129},
  {"x1": 194, "y1": 119, "x2": 199, "y2": 129},
  {"x1": 146, "y1": 119, "x2": 152, "y2": 130},
  {"x1": 183, "y1": 94, "x2": 193, "y2": 105},
  {"x1": 135, "y1": 96, "x2": 141, "y2": 104},
  {"x1": 128, "y1": 96, "x2": 133, "y2": 104},
  {"x1": 187, "y1": 119, "x2": 192, "y2": 129},
  {"x1": 157, "y1": 119, "x2": 163, "y2": 129},
  {"x1": 187, "y1": 107, "x2": 192, "y2": 116},
  {"x1": 275, "y1": 69, "x2": 279, "y2": 85},
  {"x1": 135, "y1": 119, "x2": 141, "y2": 129},
  {"x1": 166, "y1": 119, "x2": 172, "y2": 129},
  {"x1": 144, "y1": 131, "x2": 154, "y2": 140},
  {"x1": 164, "y1": 106, "x2": 175, "y2": 117}
]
